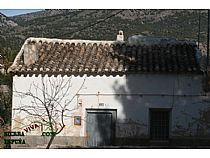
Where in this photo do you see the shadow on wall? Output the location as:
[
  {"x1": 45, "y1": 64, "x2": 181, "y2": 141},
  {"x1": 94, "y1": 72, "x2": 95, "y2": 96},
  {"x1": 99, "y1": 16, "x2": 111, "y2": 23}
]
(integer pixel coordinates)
[
  {"x1": 174, "y1": 105, "x2": 210, "y2": 137},
  {"x1": 112, "y1": 78, "x2": 149, "y2": 138},
  {"x1": 111, "y1": 75, "x2": 160, "y2": 145},
  {"x1": 111, "y1": 74, "x2": 210, "y2": 146},
  {"x1": 94, "y1": 74, "x2": 210, "y2": 145},
  {"x1": 113, "y1": 72, "x2": 210, "y2": 146}
]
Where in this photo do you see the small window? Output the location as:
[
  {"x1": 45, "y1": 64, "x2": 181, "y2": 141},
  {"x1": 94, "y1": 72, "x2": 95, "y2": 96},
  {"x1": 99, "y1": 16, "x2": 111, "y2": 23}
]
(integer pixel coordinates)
[
  {"x1": 74, "y1": 116, "x2": 81, "y2": 126},
  {"x1": 150, "y1": 109, "x2": 170, "y2": 140}
]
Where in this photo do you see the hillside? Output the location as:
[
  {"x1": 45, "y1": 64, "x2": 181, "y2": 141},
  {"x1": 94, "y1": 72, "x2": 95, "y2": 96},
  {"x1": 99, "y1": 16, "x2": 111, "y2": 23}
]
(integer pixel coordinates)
[
  {"x1": 0, "y1": 12, "x2": 17, "y2": 28},
  {"x1": 0, "y1": 9, "x2": 209, "y2": 55}
]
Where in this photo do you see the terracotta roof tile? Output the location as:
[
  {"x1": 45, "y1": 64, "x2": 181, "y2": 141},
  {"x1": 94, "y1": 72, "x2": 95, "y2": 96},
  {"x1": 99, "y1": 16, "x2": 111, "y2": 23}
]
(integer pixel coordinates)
[{"x1": 9, "y1": 38, "x2": 202, "y2": 76}]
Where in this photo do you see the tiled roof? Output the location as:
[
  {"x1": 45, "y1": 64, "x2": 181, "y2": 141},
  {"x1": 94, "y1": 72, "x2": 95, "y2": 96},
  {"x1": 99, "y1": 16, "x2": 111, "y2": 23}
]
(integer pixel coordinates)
[{"x1": 8, "y1": 37, "x2": 201, "y2": 76}]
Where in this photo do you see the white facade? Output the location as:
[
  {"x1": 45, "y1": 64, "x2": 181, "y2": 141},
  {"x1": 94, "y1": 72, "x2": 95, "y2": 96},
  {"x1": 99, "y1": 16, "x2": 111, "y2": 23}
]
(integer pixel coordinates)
[{"x1": 12, "y1": 73, "x2": 210, "y2": 142}]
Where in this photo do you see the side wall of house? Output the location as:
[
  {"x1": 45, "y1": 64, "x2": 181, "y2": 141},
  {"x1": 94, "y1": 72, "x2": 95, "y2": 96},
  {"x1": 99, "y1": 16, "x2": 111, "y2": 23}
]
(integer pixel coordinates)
[{"x1": 11, "y1": 74, "x2": 210, "y2": 148}]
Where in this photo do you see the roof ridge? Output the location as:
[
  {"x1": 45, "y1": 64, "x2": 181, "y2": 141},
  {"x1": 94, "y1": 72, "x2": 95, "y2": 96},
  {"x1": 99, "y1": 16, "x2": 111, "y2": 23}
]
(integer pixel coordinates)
[{"x1": 26, "y1": 37, "x2": 117, "y2": 45}]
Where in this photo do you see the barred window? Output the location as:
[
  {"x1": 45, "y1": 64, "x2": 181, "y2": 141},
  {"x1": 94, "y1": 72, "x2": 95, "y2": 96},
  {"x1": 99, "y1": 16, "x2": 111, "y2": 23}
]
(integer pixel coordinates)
[{"x1": 150, "y1": 109, "x2": 170, "y2": 140}]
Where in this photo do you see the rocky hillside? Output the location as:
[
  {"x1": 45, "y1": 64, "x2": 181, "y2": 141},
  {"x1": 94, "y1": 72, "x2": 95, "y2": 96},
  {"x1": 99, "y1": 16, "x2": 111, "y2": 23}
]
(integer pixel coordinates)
[
  {"x1": 0, "y1": 9, "x2": 209, "y2": 53},
  {"x1": 0, "y1": 12, "x2": 17, "y2": 28}
]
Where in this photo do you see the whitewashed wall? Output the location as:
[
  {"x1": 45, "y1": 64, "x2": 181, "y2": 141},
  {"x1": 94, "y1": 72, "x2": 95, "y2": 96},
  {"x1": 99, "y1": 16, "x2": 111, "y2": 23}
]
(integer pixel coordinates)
[{"x1": 12, "y1": 73, "x2": 210, "y2": 139}]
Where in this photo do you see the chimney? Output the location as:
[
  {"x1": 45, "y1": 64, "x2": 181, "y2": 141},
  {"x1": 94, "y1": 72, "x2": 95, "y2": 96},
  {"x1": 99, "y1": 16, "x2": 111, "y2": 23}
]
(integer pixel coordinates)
[
  {"x1": 23, "y1": 41, "x2": 38, "y2": 66},
  {"x1": 116, "y1": 30, "x2": 124, "y2": 41}
]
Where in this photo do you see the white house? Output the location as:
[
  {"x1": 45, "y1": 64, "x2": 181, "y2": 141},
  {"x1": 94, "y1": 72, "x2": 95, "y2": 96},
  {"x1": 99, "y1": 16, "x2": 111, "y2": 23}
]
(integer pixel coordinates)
[{"x1": 8, "y1": 32, "x2": 210, "y2": 148}]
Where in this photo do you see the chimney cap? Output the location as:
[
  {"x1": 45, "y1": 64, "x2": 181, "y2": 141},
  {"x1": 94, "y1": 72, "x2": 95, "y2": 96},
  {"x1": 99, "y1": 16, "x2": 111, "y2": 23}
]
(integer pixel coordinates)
[
  {"x1": 116, "y1": 30, "x2": 124, "y2": 41},
  {"x1": 118, "y1": 30, "x2": 123, "y2": 35}
]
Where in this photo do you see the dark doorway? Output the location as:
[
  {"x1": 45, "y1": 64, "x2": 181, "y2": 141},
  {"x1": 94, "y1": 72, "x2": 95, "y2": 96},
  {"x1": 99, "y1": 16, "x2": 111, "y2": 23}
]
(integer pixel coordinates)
[
  {"x1": 86, "y1": 109, "x2": 116, "y2": 147},
  {"x1": 150, "y1": 109, "x2": 170, "y2": 140}
]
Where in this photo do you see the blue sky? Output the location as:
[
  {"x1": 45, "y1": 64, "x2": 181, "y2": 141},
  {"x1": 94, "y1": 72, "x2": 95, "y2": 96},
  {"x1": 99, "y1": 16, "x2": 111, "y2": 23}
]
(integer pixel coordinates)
[{"x1": 0, "y1": 9, "x2": 43, "y2": 17}]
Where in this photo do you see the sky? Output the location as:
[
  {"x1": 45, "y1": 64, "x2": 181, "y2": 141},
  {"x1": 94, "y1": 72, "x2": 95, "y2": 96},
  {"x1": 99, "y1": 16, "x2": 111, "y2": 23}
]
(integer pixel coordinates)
[
  {"x1": 0, "y1": 9, "x2": 43, "y2": 17},
  {"x1": 0, "y1": 0, "x2": 209, "y2": 9}
]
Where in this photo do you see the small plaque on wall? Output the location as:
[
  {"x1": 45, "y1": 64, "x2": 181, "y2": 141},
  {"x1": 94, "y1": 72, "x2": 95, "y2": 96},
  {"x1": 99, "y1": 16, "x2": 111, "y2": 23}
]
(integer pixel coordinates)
[{"x1": 74, "y1": 116, "x2": 81, "y2": 126}]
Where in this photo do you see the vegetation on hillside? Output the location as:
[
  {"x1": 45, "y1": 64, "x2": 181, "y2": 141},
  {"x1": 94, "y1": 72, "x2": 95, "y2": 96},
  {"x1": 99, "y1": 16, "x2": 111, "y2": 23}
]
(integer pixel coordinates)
[{"x1": 0, "y1": 9, "x2": 209, "y2": 52}]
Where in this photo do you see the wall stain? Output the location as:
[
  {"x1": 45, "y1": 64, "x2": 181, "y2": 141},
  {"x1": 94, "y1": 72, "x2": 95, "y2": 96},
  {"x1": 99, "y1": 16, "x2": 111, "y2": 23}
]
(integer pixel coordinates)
[{"x1": 116, "y1": 118, "x2": 147, "y2": 138}]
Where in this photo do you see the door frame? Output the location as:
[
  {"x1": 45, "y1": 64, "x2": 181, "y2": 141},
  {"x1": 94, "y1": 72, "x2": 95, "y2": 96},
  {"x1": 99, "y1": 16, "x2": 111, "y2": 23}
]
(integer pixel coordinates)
[{"x1": 85, "y1": 108, "x2": 117, "y2": 146}]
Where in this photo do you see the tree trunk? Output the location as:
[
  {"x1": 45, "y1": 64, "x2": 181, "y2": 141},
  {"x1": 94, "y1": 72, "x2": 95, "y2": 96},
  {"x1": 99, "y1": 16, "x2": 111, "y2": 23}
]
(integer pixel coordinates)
[{"x1": 46, "y1": 135, "x2": 55, "y2": 149}]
